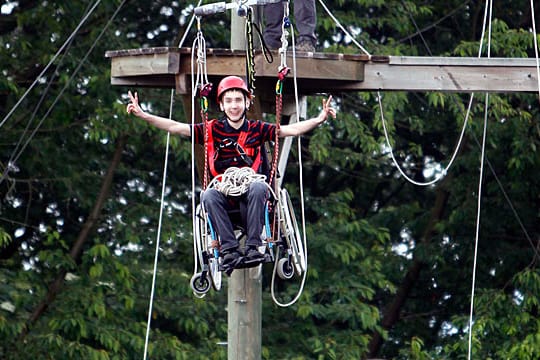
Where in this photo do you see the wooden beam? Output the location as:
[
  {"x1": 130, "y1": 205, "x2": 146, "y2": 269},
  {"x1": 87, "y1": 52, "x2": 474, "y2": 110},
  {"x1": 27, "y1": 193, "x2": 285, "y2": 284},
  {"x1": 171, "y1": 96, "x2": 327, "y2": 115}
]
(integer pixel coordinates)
[
  {"x1": 105, "y1": 47, "x2": 368, "y2": 99},
  {"x1": 357, "y1": 56, "x2": 540, "y2": 92},
  {"x1": 105, "y1": 47, "x2": 540, "y2": 96}
]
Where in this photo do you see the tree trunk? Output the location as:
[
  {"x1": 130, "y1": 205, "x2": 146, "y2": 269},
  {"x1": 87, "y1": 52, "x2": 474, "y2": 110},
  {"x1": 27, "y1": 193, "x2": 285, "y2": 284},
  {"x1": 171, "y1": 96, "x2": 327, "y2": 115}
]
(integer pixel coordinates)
[
  {"x1": 367, "y1": 184, "x2": 449, "y2": 357},
  {"x1": 22, "y1": 135, "x2": 127, "y2": 335}
]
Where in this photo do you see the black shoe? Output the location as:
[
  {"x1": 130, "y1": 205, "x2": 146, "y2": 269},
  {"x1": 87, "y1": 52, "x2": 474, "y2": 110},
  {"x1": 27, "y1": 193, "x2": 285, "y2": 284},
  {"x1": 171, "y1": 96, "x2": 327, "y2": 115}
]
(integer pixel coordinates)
[
  {"x1": 221, "y1": 249, "x2": 241, "y2": 268},
  {"x1": 244, "y1": 247, "x2": 265, "y2": 263}
]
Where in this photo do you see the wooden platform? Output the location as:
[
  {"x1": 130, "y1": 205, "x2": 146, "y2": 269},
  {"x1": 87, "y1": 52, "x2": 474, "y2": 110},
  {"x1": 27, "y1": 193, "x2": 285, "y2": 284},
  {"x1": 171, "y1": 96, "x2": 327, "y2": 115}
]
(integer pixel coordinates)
[
  {"x1": 105, "y1": 47, "x2": 369, "y2": 102},
  {"x1": 105, "y1": 47, "x2": 540, "y2": 102}
]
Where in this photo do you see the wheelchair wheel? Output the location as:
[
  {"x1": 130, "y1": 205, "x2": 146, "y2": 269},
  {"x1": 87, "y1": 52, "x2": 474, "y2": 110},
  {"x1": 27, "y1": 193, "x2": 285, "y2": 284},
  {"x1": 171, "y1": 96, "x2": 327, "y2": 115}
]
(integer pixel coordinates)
[
  {"x1": 279, "y1": 188, "x2": 307, "y2": 276},
  {"x1": 207, "y1": 249, "x2": 222, "y2": 291},
  {"x1": 194, "y1": 205, "x2": 206, "y2": 270},
  {"x1": 190, "y1": 272, "x2": 210, "y2": 295},
  {"x1": 194, "y1": 205, "x2": 222, "y2": 291},
  {"x1": 277, "y1": 257, "x2": 294, "y2": 280}
]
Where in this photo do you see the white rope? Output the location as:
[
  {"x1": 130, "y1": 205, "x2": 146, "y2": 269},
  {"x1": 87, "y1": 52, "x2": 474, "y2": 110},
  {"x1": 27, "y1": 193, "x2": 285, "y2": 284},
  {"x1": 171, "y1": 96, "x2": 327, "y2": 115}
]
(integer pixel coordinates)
[
  {"x1": 0, "y1": 0, "x2": 102, "y2": 130},
  {"x1": 317, "y1": 0, "x2": 371, "y2": 57},
  {"x1": 375, "y1": 0, "x2": 494, "y2": 188},
  {"x1": 466, "y1": 1, "x2": 492, "y2": 359},
  {"x1": 270, "y1": 20, "x2": 309, "y2": 308},
  {"x1": 378, "y1": 92, "x2": 470, "y2": 186},
  {"x1": 143, "y1": 3, "x2": 202, "y2": 356},
  {"x1": 190, "y1": 19, "x2": 209, "y2": 283},
  {"x1": 143, "y1": 96, "x2": 173, "y2": 360},
  {"x1": 207, "y1": 167, "x2": 267, "y2": 196},
  {"x1": 0, "y1": 0, "x2": 127, "y2": 186},
  {"x1": 467, "y1": 94, "x2": 489, "y2": 360}
]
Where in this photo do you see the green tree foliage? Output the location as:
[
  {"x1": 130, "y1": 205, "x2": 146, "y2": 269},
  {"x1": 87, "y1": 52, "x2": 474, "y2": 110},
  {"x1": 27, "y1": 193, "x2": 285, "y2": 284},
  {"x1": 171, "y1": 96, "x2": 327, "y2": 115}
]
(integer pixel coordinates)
[{"x1": 1, "y1": 0, "x2": 539, "y2": 359}]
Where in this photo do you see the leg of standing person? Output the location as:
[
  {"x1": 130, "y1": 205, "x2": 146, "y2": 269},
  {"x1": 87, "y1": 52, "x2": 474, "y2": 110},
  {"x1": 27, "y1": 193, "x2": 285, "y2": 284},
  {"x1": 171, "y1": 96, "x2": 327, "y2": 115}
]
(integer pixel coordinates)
[
  {"x1": 263, "y1": 1, "x2": 285, "y2": 49},
  {"x1": 294, "y1": 0, "x2": 317, "y2": 51}
]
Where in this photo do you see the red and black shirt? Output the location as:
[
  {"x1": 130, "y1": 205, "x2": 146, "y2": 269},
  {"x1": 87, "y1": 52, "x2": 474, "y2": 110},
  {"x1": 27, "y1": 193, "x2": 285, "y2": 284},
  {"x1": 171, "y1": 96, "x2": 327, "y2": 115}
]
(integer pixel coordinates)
[{"x1": 192, "y1": 118, "x2": 277, "y2": 176}]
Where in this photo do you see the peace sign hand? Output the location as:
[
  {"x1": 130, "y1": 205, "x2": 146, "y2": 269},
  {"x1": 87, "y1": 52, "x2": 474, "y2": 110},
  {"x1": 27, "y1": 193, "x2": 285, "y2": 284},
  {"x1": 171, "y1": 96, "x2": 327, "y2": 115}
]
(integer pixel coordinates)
[
  {"x1": 126, "y1": 91, "x2": 145, "y2": 118},
  {"x1": 318, "y1": 95, "x2": 337, "y2": 124}
]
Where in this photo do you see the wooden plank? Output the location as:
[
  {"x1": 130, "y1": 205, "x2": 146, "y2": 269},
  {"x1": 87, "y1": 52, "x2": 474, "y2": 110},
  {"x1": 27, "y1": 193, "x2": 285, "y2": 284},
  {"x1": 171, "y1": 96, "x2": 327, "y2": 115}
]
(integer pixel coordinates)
[
  {"x1": 105, "y1": 47, "x2": 540, "y2": 93},
  {"x1": 356, "y1": 60, "x2": 539, "y2": 92},
  {"x1": 254, "y1": 53, "x2": 364, "y2": 80},
  {"x1": 107, "y1": 47, "x2": 368, "y2": 92},
  {"x1": 109, "y1": 50, "x2": 180, "y2": 77},
  {"x1": 389, "y1": 56, "x2": 539, "y2": 67}
]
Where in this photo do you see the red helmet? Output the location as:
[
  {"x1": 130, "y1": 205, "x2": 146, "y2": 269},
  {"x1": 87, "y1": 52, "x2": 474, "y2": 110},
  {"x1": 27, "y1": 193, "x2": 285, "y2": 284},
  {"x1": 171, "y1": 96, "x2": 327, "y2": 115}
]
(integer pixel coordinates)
[{"x1": 216, "y1": 76, "x2": 250, "y2": 102}]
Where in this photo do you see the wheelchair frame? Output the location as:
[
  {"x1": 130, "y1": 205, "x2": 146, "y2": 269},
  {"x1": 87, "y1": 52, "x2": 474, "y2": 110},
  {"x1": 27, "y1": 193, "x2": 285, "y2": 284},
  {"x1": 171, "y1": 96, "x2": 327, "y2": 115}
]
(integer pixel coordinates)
[{"x1": 190, "y1": 186, "x2": 306, "y2": 295}]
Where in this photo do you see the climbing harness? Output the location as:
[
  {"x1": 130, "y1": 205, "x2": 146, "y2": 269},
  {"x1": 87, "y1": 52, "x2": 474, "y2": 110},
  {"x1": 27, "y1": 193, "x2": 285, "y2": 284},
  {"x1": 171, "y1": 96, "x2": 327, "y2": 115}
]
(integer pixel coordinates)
[{"x1": 204, "y1": 119, "x2": 265, "y2": 180}]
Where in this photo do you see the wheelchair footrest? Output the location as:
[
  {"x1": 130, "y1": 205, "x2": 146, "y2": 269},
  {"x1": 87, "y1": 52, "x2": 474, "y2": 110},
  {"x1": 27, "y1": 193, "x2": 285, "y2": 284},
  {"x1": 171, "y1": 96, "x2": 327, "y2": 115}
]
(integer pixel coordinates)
[{"x1": 219, "y1": 253, "x2": 272, "y2": 275}]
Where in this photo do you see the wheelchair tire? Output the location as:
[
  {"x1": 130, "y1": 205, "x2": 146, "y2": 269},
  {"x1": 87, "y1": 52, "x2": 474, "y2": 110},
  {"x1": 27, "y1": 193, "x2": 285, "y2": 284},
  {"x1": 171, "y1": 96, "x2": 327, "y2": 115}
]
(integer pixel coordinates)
[
  {"x1": 194, "y1": 204, "x2": 222, "y2": 291},
  {"x1": 277, "y1": 257, "x2": 295, "y2": 280},
  {"x1": 280, "y1": 188, "x2": 307, "y2": 275},
  {"x1": 190, "y1": 272, "x2": 210, "y2": 295},
  {"x1": 208, "y1": 252, "x2": 222, "y2": 291},
  {"x1": 193, "y1": 205, "x2": 206, "y2": 271}
]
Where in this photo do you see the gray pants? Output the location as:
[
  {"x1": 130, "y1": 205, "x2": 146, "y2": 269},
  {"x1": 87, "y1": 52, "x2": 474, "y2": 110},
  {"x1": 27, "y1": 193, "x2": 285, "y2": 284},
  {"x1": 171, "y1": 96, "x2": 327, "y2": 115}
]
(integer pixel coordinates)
[
  {"x1": 263, "y1": 0, "x2": 317, "y2": 49},
  {"x1": 201, "y1": 182, "x2": 268, "y2": 252}
]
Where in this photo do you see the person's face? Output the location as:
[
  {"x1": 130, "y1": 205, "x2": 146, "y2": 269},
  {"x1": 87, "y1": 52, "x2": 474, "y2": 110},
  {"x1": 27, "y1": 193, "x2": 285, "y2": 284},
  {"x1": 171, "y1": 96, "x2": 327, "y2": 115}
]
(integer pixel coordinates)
[{"x1": 220, "y1": 89, "x2": 248, "y2": 124}]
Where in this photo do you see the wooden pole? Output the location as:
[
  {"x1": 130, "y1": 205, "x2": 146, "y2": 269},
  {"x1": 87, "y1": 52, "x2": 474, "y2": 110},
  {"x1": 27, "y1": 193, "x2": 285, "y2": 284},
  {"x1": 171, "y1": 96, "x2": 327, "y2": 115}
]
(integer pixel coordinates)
[{"x1": 228, "y1": 7, "x2": 263, "y2": 360}]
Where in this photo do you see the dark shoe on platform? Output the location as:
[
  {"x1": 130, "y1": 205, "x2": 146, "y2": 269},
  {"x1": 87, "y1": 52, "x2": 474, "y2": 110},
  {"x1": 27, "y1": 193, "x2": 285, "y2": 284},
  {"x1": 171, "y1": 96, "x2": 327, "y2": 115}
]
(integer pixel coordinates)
[{"x1": 295, "y1": 41, "x2": 315, "y2": 52}]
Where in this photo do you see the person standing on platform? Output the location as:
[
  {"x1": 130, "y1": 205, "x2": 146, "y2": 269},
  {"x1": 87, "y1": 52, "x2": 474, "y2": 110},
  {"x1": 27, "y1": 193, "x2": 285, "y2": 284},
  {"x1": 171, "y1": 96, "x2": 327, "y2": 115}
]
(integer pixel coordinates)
[{"x1": 264, "y1": 0, "x2": 317, "y2": 52}]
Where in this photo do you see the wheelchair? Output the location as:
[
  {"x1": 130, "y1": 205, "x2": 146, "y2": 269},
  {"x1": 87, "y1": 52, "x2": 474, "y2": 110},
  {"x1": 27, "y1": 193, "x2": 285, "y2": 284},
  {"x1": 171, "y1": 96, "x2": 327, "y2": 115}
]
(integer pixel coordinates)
[{"x1": 190, "y1": 184, "x2": 307, "y2": 296}]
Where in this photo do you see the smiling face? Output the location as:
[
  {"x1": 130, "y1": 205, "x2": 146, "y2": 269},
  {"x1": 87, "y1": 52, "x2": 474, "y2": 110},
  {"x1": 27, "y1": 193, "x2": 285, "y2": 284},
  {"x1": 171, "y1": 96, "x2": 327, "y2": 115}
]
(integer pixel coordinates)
[{"x1": 219, "y1": 89, "x2": 249, "y2": 128}]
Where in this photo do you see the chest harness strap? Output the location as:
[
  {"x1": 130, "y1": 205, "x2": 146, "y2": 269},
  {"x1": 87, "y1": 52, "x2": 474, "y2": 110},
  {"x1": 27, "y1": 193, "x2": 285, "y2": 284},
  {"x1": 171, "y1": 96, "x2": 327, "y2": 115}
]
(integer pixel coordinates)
[{"x1": 205, "y1": 119, "x2": 263, "y2": 178}]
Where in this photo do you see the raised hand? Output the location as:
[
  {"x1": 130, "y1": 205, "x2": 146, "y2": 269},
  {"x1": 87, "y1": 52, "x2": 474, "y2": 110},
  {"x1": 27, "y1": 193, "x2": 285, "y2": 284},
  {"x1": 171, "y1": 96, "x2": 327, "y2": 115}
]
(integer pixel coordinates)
[
  {"x1": 126, "y1": 91, "x2": 144, "y2": 117},
  {"x1": 316, "y1": 95, "x2": 337, "y2": 125}
]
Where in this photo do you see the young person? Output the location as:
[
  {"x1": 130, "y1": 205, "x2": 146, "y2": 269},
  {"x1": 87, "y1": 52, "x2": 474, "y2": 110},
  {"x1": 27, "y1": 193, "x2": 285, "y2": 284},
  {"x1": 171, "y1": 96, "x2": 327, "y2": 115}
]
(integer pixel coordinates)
[{"x1": 126, "y1": 76, "x2": 335, "y2": 271}]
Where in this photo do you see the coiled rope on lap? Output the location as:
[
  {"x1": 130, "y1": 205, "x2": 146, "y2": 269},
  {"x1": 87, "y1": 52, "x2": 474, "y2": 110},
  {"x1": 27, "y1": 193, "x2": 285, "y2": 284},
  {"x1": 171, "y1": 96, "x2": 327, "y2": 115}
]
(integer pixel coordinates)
[{"x1": 208, "y1": 167, "x2": 267, "y2": 196}]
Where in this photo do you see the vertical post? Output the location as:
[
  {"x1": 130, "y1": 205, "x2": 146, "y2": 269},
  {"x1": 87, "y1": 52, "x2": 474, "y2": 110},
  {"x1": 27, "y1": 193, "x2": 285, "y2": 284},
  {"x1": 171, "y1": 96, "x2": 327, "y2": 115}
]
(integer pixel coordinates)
[{"x1": 228, "y1": 5, "x2": 262, "y2": 360}]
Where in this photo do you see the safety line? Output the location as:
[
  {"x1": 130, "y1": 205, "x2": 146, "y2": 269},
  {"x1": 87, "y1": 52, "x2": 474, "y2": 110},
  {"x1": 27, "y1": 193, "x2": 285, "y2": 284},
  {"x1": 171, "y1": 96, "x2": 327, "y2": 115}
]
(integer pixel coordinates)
[
  {"x1": 189, "y1": 17, "x2": 207, "y2": 290},
  {"x1": 323, "y1": 1, "x2": 536, "y2": 359},
  {"x1": 378, "y1": 91, "x2": 470, "y2": 186},
  {"x1": 143, "y1": 3, "x2": 202, "y2": 357},
  {"x1": 0, "y1": 0, "x2": 102, "y2": 130},
  {"x1": 467, "y1": 94, "x2": 489, "y2": 360},
  {"x1": 0, "y1": 0, "x2": 127, "y2": 186},
  {"x1": 143, "y1": 97, "x2": 173, "y2": 360},
  {"x1": 270, "y1": 13, "x2": 309, "y2": 307},
  {"x1": 317, "y1": 0, "x2": 371, "y2": 56}
]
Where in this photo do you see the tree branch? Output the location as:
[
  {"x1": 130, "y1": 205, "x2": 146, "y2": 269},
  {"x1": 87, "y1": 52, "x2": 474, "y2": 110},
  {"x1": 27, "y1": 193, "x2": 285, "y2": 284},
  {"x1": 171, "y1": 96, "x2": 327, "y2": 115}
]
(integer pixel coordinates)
[
  {"x1": 367, "y1": 182, "x2": 449, "y2": 357},
  {"x1": 20, "y1": 135, "x2": 127, "y2": 337}
]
